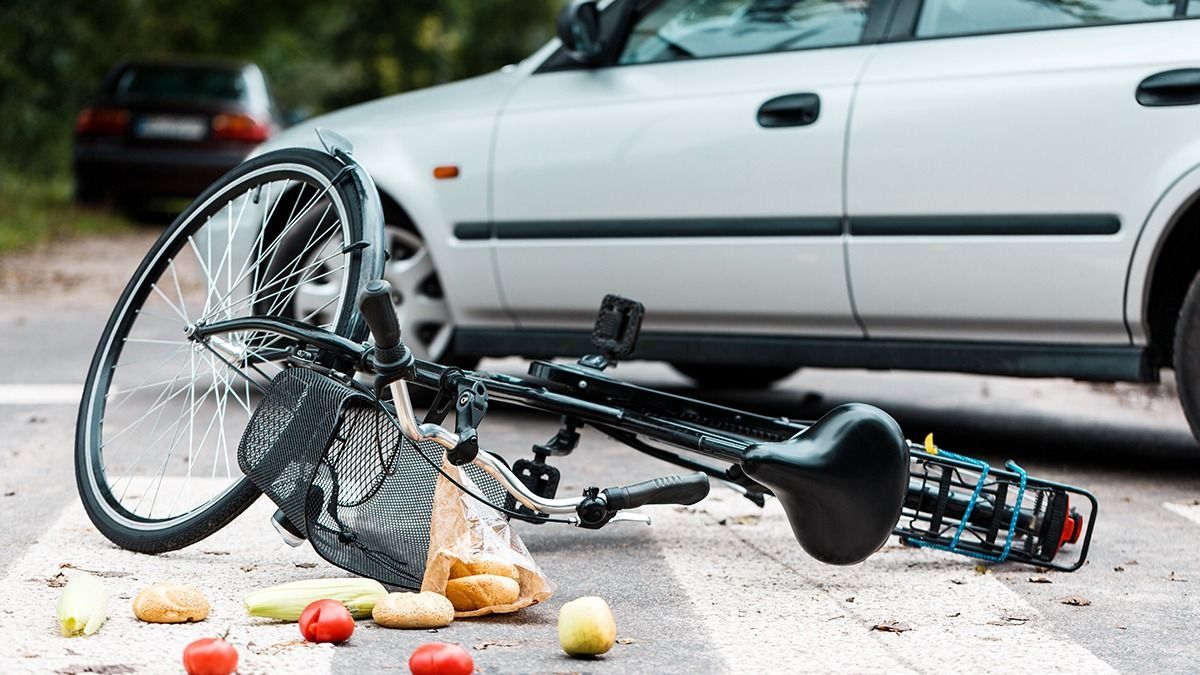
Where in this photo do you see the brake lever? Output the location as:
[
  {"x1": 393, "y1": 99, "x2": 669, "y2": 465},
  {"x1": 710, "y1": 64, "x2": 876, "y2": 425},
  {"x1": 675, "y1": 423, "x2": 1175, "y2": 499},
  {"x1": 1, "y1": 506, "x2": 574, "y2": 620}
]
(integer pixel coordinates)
[
  {"x1": 609, "y1": 512, "x2": 652, "y2": 526},
  {"x1": 570, "y1": 511, "x2": 652, "y2": 527}
]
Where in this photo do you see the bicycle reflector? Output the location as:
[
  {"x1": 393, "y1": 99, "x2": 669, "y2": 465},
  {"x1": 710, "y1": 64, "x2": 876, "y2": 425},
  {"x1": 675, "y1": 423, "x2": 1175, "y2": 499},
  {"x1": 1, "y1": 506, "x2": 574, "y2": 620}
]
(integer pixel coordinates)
[{"x1": 894, "y1": 439, "x2": 1096, "y2": 571}]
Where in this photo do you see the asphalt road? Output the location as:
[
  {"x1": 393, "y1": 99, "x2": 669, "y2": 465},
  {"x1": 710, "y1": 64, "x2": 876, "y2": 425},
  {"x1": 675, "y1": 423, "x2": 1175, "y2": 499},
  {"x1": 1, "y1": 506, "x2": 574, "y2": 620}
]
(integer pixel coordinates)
[{"x1": 1, "y1": 233, "x2": 1198, "y2": 673}]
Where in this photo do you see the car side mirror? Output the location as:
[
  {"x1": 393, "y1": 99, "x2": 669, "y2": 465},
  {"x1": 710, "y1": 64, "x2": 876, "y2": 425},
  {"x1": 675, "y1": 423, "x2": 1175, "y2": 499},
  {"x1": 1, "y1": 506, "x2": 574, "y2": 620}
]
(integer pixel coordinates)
[{"x1": 557, "y1": 0, "x2": 604, "y2": 65}]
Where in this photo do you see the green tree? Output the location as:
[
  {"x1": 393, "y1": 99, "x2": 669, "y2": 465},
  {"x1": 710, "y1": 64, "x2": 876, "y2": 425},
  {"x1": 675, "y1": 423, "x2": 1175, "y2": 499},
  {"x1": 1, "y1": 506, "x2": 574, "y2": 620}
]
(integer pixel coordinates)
[{"x1": 0, "y1": 0, "x2": 560, "y2": 176}]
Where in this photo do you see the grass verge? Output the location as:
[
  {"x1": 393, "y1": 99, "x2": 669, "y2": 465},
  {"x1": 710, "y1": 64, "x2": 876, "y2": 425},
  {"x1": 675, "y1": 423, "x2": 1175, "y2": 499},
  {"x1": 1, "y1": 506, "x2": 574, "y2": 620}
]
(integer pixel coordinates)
[{"x1": 0, "y1": 172, "x2": 134, "y2": 255}]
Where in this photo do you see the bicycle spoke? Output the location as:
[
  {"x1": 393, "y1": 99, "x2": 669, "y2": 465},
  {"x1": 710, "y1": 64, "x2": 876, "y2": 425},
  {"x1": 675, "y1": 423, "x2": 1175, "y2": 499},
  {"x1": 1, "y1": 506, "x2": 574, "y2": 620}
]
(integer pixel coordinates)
[{"x1": 90, "y1": 165, "x2": 355, "y2": 525}]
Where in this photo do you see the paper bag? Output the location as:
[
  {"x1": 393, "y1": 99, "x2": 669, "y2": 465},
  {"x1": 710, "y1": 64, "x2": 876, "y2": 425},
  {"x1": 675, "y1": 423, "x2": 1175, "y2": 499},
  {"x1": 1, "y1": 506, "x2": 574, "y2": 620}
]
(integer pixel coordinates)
[{"x1": 421, "y1": 459, "x2": 554, "y2": 617}]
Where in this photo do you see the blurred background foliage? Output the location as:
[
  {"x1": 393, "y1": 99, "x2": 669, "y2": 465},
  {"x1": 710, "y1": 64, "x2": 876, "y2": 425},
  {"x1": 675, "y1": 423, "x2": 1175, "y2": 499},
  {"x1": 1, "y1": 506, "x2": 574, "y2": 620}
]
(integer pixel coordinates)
[{"x1": 0, "y1": 0, "x2": 561, "y2": 177}]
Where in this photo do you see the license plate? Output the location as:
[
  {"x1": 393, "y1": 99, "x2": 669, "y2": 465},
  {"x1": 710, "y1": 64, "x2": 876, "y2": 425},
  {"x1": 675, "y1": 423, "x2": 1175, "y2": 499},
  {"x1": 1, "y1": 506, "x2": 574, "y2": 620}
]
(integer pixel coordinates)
[{"x1": 135, "y1": 115, "x2": 207, "y2": 140}]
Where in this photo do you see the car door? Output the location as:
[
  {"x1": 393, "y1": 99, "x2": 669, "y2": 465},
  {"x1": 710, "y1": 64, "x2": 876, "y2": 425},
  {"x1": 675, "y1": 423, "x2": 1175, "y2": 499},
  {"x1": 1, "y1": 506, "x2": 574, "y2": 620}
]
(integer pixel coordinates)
[
  {"x1": 486, "y1": 0, "x2": 885, "y2": 341},
  {"x1": 846, "y1": 0, "x2": 1199, "y2": 344}
]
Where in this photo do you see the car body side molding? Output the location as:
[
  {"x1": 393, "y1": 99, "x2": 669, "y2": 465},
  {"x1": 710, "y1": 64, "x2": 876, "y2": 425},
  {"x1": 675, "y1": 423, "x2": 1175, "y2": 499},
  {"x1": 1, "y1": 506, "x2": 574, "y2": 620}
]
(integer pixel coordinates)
[
  {"x1": 455, "y1": 329, "x2": 1153, "y2": 382},
  {"x1": 453, "y1": 214, "x2": 1121, "y2": 241},
  {"x1": 849, "y1": 214, "x2": 1120, "y2": 236},
  {"x1": 453, "y1": 217, "x2": 844, "y2": 240}
]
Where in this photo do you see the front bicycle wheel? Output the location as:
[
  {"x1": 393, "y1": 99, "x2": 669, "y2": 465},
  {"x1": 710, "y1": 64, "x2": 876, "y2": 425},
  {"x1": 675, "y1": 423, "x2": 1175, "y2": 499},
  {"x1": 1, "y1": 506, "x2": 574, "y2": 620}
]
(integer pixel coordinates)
[{"x1": 76, "y1": 148, "x2": 380, "y2": 553}]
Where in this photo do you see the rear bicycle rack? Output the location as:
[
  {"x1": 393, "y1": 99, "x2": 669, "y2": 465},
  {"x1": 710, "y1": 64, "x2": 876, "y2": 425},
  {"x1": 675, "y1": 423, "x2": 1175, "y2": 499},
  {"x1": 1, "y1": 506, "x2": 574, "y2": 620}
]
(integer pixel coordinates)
[{"x1": 894, "y1": 444, "x2": 1096, "y2": 571}]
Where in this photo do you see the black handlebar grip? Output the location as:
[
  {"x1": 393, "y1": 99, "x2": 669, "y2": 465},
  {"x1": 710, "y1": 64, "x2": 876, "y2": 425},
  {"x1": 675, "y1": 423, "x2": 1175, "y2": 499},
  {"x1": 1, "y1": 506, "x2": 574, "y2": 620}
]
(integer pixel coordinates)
[
  {"x1": 604, "y1": 472, "x2": 710, "y2": 511},
  {"x1": 358, "y1": 280, "x2": 402, "y2": 350}
]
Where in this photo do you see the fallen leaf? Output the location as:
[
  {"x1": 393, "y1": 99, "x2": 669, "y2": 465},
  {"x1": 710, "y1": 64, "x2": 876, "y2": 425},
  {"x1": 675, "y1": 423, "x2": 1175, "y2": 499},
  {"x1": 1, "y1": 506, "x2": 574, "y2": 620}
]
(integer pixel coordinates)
[
  {"x1": 1027, "y1": 576, "x2": 1052, "y2": 584},
  {"x1": 2, "y1": 490, "x2": 15, "y2": 497},
  {"x1": 294, "y1": 562, "x2": 318, "y2": 569},
  {"x1": 988, "y1": 614, "x2": 1029, "y2": 626},
  {"x1": 616, "y1": 638, "x2": 635, "y2": 645},
  {"x1": 1058, "y1": 596, "x2": 1091, "y2": 606},
  {"x1": 871, "y1": 620, "x2": 911, "y2": 633},
  {"x1": 974, "y1": 565, "x2": 990, "y2": 575},
  {"x1": 1167, "y1": 571, "x2": 1188, "y2": 582},
  {"x1": 245, "y1": 640, "x2": 307, "y2": 656},
  {"x1": 1124, "y1": 560, "x2": 1139, "y2": 566},
  {"x1": 59, "y1": 564, "x2": 129, "y2": 578},
  {"x1": 717, "y1": 514, "x2": 761, "y2": 526},
  {"x1": 473, "y1": 640, "x2": 520, "y2": 651}
]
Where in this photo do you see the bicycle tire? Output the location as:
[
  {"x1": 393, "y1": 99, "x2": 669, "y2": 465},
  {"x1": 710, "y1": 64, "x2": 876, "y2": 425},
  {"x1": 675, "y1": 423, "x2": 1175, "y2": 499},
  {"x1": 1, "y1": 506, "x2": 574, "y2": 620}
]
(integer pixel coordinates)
[{"x1": 75, "y1": 148, "x2": 380, "y2": 553}]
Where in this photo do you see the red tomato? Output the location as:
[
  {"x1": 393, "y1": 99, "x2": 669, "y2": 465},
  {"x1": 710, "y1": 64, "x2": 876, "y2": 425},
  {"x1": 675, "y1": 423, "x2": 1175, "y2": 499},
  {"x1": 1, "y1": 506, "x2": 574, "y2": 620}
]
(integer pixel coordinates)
[
  {"x1": 298, "y1": 599, "x2": 355, "y2": 643},
  {"x1": 408, "y1": 642, "x2": 474, "y2": 675},
  {"x1": 182, "y1": 637, "x2": 238, "y2": 675}
]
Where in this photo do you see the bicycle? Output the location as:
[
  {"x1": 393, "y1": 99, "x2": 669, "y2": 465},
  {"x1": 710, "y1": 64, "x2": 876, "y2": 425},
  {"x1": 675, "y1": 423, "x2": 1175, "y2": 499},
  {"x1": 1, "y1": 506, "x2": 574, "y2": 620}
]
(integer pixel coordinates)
[{"x1": 76, "y1": 130, "x2": 1096, "y2": 590}]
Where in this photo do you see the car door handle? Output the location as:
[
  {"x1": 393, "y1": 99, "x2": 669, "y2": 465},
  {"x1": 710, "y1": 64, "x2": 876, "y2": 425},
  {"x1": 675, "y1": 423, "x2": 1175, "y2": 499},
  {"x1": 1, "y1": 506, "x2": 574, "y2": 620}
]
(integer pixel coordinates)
[
  {"x1": 757, "y1": 93, "x2": 821, "y2": 128},
  {"x1": 1136, "y1": 69, "x2": 1200, "y2": 107}
]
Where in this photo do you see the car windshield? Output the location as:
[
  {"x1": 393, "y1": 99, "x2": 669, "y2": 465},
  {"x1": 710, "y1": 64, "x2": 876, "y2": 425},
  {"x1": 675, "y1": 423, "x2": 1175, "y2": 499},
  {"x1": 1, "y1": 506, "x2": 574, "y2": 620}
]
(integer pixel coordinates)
[{"x1": 114, "y1": 65, "x2": 247, "y2": 103}]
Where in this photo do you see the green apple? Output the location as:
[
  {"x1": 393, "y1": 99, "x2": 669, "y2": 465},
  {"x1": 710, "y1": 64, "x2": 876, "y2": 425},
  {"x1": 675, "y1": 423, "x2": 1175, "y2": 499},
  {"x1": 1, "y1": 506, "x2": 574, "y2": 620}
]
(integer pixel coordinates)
[{"x1": 557, "y1": 596, "x2": 617, "y2": 656}]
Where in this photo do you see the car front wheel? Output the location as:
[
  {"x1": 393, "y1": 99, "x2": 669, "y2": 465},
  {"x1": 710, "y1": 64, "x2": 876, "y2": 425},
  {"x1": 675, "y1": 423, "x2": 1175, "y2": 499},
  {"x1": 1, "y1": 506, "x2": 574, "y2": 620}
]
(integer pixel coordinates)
[{"x1": 1173, "y1": 270, "x2": 1200, "y2": 443}]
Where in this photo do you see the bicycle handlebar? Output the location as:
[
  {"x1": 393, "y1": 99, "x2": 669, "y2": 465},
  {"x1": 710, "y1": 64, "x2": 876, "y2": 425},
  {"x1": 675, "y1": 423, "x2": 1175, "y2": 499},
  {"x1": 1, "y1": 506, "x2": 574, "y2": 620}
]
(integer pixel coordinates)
[
  {"x1": 604, "y1": 472, "x2": 709, "y2": 510},
  {"x1": 358, "y1": 280, "x2": 408, "y2": 365}
]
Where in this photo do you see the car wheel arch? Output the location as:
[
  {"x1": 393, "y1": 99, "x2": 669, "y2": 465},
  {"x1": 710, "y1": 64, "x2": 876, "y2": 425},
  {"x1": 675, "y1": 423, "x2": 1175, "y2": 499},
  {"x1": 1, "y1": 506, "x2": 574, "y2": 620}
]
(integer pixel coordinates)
[{"x1": 1132, "y1": 167, "x2": 1200, "y2": 369}]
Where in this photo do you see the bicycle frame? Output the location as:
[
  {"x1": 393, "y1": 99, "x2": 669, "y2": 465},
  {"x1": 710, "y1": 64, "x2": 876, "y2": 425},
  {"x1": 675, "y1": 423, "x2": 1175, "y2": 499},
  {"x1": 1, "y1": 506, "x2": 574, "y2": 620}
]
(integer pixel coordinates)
[{"x1": 193, "y1": 310, "x2": 1097, "y2": 571}]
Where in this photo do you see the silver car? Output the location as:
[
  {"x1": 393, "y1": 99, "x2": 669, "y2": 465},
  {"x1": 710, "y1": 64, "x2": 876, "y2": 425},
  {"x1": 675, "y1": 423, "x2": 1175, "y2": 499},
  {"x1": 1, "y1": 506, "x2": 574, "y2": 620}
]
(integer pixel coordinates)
[{"x1": 249, "y1": 0, "x2": 1200, "y2": 442}]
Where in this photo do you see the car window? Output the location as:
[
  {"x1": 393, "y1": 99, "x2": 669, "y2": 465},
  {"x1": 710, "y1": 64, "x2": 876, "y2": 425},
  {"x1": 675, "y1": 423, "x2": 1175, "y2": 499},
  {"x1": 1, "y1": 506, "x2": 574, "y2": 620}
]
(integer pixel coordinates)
[
  {"x1": 1189, "y1": 0, "x2": 1200, "y2": 16},
  {"x1": 115, "y1": 66, "x2": 248, "y2": 103},
  {"x1": 916, "y1": 0, "x2": 1176, "y2": 38},
  {"x1": 619, "y1": 0, "x2": 873, "y2": 65}
]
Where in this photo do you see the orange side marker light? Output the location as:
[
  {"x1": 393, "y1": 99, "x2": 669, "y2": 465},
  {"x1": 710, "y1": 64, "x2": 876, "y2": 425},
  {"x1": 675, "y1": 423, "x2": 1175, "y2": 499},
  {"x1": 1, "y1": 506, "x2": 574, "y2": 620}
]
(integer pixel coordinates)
[{"x1": 433, "y1": 165, "x2": 460, "y2": 180}]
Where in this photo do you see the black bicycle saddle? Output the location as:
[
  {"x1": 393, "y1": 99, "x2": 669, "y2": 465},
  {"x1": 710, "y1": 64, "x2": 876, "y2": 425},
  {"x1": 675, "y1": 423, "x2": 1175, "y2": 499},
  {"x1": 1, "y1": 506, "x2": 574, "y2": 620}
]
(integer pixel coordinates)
[{"x1": 739, "y1": 403, "x2": 909, "y2": 565}]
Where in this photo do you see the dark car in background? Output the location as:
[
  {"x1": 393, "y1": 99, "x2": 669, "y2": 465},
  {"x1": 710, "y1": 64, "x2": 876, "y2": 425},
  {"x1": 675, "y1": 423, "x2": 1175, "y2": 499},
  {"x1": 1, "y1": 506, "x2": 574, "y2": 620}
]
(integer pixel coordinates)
[{"x1": 73, "y1": 58, "x2": 287, "y2": 205}]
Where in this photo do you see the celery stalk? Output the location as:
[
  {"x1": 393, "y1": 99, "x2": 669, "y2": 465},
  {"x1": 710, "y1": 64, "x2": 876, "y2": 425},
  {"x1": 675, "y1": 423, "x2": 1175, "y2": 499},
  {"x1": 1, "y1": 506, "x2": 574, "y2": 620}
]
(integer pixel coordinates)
[
  {"x1": 56, "y1": 572, "x2": 109, "y2": 637},
  {"x1": 243, "y1": 577, "x2": 387, "y2": 620}
]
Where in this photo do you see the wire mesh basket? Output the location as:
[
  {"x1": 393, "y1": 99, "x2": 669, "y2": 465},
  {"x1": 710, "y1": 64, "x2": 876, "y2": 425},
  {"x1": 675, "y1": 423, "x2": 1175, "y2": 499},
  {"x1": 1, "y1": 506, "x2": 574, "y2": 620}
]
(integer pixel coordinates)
[{"x1": 238, "y1": 366, "x2": 508, "y2": 588}]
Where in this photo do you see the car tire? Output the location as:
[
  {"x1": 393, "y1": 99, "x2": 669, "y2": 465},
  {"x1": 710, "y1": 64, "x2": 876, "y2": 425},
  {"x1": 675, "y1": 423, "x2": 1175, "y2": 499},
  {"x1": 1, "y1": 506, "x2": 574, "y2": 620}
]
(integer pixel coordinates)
[
  {"x1": 380, "y1": 224, "x2": 475, "y2": 369},
  {"x1": 672, "y1": 363, "x2": 797, "y2": 390},
  {"x1": 286, "y1": 219, "x2": 477, "y2": 402},
  {"x1": 1173, "y1": 269, "x2": 1200, "y2": 443}
]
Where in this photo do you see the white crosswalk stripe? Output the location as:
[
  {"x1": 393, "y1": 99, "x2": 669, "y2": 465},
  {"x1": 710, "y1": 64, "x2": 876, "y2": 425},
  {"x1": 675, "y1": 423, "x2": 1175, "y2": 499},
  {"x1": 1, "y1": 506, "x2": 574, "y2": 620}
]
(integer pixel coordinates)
[
  {"x1": 0, "y1": 384, "x2": 83, "y2": 405},
  {"x1": 1163, "y1": 501, "x2": 1200, "y2": 526},
  {"x1": 0, "y1": 481, "x2": 335, "y2": 675},
  {"x1": 648, "y1": 488, "x2": 1116, "y2": 674},
  {"x1": 0, "y1": 482, "x2": 1123, "y2": 674}
]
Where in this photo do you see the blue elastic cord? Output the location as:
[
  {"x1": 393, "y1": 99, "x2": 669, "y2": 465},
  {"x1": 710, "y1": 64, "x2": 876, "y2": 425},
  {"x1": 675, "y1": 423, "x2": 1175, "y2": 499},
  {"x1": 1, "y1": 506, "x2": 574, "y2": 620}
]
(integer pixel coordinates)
[{"x1": 909, "y1": 451, "x2": 1028, "y2": 563}]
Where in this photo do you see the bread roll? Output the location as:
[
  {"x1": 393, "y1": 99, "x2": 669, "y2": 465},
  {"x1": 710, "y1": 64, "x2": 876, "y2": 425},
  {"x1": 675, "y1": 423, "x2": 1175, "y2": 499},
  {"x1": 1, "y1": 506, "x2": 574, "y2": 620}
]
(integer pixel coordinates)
[
  {"x1": 372, "y1": 592, "x2": 454, "y2": 629},
  {"x1": 448, "y1": 558, "x2": 520, "y2": 582},
  {"x1": 444, "y1": 574, "x2": 520, "y2": 612},
  {"x1": 132, "y1": 584, "x2": 210, "y2": 623}
]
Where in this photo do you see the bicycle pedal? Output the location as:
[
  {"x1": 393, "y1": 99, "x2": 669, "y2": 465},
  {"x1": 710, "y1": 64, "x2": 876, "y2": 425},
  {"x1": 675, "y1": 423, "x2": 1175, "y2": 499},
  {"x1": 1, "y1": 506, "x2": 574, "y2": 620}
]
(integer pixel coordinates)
[
  {"x1": 505, "y1": 458, "x2": 561, "y2": 523},
  {"x1": 590, "y1": 294, "x2": 645, "y2": 362},
  {"x1": 271, "y1": 508, "x2": 306, "y2": 547}
]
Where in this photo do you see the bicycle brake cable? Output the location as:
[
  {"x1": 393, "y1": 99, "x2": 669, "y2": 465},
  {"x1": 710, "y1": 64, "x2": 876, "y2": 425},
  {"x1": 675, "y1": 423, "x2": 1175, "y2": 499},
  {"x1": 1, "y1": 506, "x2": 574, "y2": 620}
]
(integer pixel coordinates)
[{"x1": 364, "y1": 387, "x2": 575, "y2": 525}]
